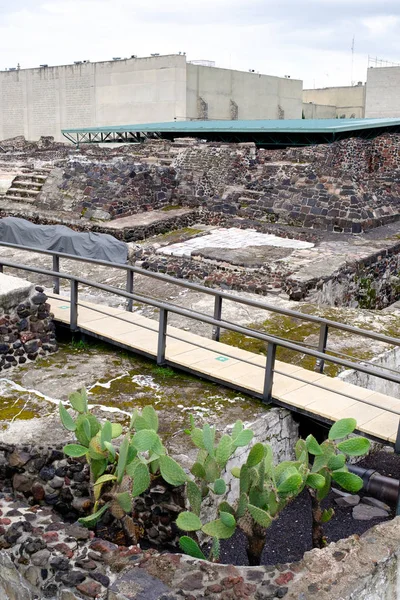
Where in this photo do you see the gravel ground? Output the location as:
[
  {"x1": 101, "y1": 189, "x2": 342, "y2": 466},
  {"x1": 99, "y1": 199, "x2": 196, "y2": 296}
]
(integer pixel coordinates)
[{"x1": 220, "y1": 450, "x2": 397, "y2": 566}]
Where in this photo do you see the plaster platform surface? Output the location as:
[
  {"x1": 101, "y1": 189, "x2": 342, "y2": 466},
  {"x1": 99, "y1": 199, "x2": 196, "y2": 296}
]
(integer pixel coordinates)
[{"x1": 0, "y1": 272, "x2": 32, "y2": 310}]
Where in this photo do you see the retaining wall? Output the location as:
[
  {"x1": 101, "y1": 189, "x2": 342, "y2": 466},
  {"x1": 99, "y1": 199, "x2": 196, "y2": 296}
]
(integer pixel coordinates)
[
  {"x1": 0, "y1": 495, "x2": 399, "y2": 599},
  {"x1": 339, "y1": 345, "x2": 400, "y2": 399},
  {"x1": 0, "y1": 274, "x2": 57, "y2": 372},
  {"x1": 38, "y1": 160, "x2": 178, "y2": 221},
  {"x1": 0, "y1": 407, "x2": 298, "y2": 548}
]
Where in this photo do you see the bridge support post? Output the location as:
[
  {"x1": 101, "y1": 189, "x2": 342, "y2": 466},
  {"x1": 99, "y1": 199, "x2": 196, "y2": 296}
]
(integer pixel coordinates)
[
  {"x1": 70, "y1": 280, "x2": 78, "y2": 331},
  {"x1": 53, "y1": 255, "x2": 60, "y2": 295},
  {"x1": 157, "y1": 308, "x2": 168, "y2": 365},
  {"x1": 263, "y1": 341, "x2": 277, "y2": 403},
  {"x1": 212, "y1": 296, "x2": 222, "y2": 341},
  {"x1": 315, "y1": 323, "x2": 329, "y2": 373},
  {"x1": 396, "y1": 420, "x2": 400, "y2": 515},
  {"x1": 126, "y1": 271, "x2": 134, "y2": 312}
]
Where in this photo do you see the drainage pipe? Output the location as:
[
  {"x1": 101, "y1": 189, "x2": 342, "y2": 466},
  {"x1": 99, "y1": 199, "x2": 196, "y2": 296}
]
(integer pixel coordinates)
[{"x1": 348, "y1": 465, "x2": 399, "y2": 512}]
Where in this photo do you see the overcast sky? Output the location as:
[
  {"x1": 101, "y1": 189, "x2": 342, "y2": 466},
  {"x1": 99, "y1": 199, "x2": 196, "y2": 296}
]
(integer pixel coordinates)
[{"x1": 1, "y1": 0, "x2": 400, "y2": 88}]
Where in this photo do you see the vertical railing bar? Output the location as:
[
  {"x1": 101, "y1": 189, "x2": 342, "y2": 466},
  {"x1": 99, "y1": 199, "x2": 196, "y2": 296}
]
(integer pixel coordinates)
[
  {"x1": 126, "y1": 270, "x2": 134, "y2": 312},
  {"x1": 70, "y1": 280, "x2": 78, "y2": 331},
  {"x1": 212, "y1": 295, "x2": 222, "y2": 341},
  {"x1": 396, "y1": 420, "x2": 400, "y2": 515},
  {"x1": 53, "y1": 255, "x2": 60, "y2": 295},
  {"x1": 157, "y1": 308, "x2": 168, "y2": 365},
  {"x1": 263, "y1": 341, "x2": 277, "y2": 403},
  {"x1": 315, "y1": 323, "x2": 329, "y2": 373}
]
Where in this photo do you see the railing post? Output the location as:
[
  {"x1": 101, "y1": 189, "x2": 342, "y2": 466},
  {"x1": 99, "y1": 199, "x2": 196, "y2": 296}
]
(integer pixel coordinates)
[
  {"x1": 157, "y1": 308, "x2": 168, "y2": 365},
  {"x1": 126, "y1": 270, "x2": 134, "y2": 312},
  {"x1": 70, "y1": 280, "x2": 78, "y2": 331},
  {"x1": 0, "y1": 263, "x2": 3, "y2": 273},
  {"x1": 53, "y1": 255, "x2": 60, "y2": 295},
  {"x1": 315, "y1": 323, "x2": 329, "y2": 373},
  {"x1": 263, "y1": 341, "x2": 277, "y2": 403},
  {"x1": 396, "y1": 420, "x2": 400, "y2": 515},
  {"x1": 212, "y1": 295, "x2": 222, "y2": 341}
]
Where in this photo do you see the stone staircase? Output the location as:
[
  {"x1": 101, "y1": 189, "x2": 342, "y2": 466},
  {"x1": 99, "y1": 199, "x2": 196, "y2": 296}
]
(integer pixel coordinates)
[
  {"x1": 237, "y1": 189, "x2": 266, "y2": 205},
  {"x1": 4, "y1": 167, "x2": 52, "y2": 205}
]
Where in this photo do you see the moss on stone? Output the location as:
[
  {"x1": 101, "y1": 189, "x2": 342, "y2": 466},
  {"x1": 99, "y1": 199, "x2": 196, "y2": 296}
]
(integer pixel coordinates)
[
  {"x1": 161, "y1": 205, "x2": 182, "y2": 212},
  {"x1": 220, "y1": 303, "x2": 400, "y2": 378}
]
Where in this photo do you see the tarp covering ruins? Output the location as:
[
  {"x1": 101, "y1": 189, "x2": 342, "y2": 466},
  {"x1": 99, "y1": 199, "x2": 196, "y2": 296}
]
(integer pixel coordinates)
[{"x1": 0, "y1": 217, "x2": 128, "y2": 264}]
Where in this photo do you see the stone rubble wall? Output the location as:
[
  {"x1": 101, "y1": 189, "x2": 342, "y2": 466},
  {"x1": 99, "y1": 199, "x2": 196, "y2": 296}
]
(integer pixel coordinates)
[
  {"x1": 7, "y1": 132, "x2": 400, "y2": 234},
  {"x1": 0, "y1": 442, "x2": 185, "y2": 550},
  {"x1": 0, "y1": 204, "x2": 202, "y2": 243},
  {"x1": 0, "y1": 496, "x2": 400, "y2": 599},
  {"x1": 137, "y1": 233, "x2": 400, "y2": 307},
  {"x1": 0, "y1": 279, "x2": 57, "y2": 373},
  {"x1": 0, "y1": 407, "x2": 298, "y2": 548},
  {"x1": 172, "y1": 134, "x2": 400, "y2": 234},
  {"x1": 38, "y1": 159, "x2": 179, "y2": 221},
  {"x1": 294, "y1": 242, "x2": 400, "y2": 308}
]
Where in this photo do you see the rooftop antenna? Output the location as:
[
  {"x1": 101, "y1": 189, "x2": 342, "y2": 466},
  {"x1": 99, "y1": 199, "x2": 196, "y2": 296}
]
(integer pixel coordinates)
[{"x1": 351, "y1": 35, "x2": 355, "y2": 85}]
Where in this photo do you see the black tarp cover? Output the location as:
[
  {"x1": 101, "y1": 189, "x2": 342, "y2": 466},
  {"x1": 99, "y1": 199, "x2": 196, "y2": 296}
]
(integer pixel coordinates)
[{"x1": 0, "y1": 217, "x2": 128, "y2": 264}]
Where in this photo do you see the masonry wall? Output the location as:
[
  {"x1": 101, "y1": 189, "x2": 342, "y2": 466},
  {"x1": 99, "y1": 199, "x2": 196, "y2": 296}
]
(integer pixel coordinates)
[
  {"x1": 186, "y1": 64, "x2": 302, "y2": 120},
  {"x1": 365, "y1": 66, "x2": 400, "y2": 118},
  {"x1": 0, "y1": 274, "x2": 57, "y2": 372},
  {"x1": 303, "y1": 85, "x2": 366, "y2": 118},
  {"x1": 339, "y1": 346, "x2": 400, "y2": 399},
  {"x1": 38, "y1": 159, "x2": 179, "y2": 220},
  {"x1": 302, "y1": 102, "x2": 336, "y2": 119},
  {"x1": 0, "y1": 55, "x2": 187, "y2": 142}
]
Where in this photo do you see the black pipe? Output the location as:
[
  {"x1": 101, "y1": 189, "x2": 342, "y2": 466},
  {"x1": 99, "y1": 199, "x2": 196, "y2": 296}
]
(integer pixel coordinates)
[{"x1": 348, "y1": 465, "x2": 399, "y2": 506}]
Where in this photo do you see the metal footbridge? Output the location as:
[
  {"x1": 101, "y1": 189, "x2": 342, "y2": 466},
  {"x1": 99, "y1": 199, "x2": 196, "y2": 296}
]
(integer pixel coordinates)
[{"x1": 2, "y1": 241, "x2": 400, "y2": 449}]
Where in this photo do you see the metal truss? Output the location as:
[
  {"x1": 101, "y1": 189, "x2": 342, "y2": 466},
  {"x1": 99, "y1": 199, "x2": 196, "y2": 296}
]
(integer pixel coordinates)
[{"x1": 62, "y1": 125, "x2": 400, "y2": 148}]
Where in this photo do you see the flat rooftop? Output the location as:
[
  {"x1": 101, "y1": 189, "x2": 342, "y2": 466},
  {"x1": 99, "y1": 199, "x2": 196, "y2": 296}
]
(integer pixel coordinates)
[{"x1": 62, "y1": 118, "x2": 400, "y2": 147}]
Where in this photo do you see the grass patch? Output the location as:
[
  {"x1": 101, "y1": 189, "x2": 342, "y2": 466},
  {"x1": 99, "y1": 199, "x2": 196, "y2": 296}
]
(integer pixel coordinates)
[{"x1": 150, "y1": 365, "x2": 177, "y2": 379}]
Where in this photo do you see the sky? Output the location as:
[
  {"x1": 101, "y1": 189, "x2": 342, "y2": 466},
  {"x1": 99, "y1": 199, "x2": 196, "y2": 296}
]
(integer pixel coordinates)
[{"x1": 1, "y1": 0, "x2": 400, "y2": 88}]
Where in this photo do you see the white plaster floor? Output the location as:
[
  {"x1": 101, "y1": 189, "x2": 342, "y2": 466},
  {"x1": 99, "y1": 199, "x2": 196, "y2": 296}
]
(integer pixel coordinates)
[{"x1": 157, "y1": 228, "x2": 314, "y2": 258}]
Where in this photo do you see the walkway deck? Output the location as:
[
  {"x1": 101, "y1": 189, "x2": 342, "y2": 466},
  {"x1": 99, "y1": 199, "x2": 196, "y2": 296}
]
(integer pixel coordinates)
[{"x1": 48, "y1": 297, "x2": 400, "y2": 446}]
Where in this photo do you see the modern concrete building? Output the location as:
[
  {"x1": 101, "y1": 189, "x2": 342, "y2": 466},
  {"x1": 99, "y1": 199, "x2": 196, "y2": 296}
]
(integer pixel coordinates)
[
  {"x1": 303, "y1": 85, "x2": 366, "y2": 118},
  {"x1": 365, "y1": 67, "x2": 400, "y2": 118},
  {"x1": 0, "y1": 55, "x2": 303, "y2": 142},
  {"x1": 302, "y1": 102, "x2": 336, "y2": 119}
]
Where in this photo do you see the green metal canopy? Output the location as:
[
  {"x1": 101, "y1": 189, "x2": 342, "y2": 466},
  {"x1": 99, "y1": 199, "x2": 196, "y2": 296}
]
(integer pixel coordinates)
[{"x1": 62, "y1": 118, "x2": 400, "y2": 147}]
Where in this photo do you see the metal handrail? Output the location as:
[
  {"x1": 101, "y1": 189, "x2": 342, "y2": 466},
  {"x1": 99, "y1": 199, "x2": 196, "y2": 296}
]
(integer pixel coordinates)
[
  {"x1": 2, "y1": 257, "x2": 400, "y2": 385},
  {"x1": 1, "y1": 241, "x2": 400, "y2": 358},
  {"x1": 2, "y1": 255, "x2": 400, "y2": 450}
]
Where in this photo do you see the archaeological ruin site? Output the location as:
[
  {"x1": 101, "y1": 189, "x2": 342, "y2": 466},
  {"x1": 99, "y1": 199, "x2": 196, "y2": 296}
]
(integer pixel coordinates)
[{"x1": 2, "y1": 123, "x2": 400, "y2": 600}]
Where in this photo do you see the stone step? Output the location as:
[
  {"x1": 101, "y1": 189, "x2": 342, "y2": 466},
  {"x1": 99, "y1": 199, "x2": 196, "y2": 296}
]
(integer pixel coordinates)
[
  {"x1": 12, "y1": 180, "x2": 42, "y2": 190},
  {"x1": 242, "y1": 190, "x2": 265, "y2": 198},
  {"x1": 6, "y1": 187, "x2": 40, "y2": 197},
  {"x1": 3, "y1": 194, "x2": 36, "y2": 204},
  {"x1": 238, "y1": 197, "x2": 257, "y2": 204},
  {"x1": 15, "y1": 173, "x2": 47, "y2": 181}
]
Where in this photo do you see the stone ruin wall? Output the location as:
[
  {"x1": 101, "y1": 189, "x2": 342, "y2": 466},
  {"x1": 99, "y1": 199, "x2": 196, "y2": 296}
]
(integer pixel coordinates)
[
  {"x1": 38, "y1": 160, "x2": 178, "y2": 220},
  {"x1": 137, "y1": 232, "x2": 400, "y2": 308},
  {"x1": 4, "y1": 133, "x2": 400, "y2": 233},
  {"x1": 0, "y1": 407, "x2": 297, "y2": 548},
  {"x1": 1, "y1": 455, "x2": 400, "y2": 599},
  {"x1": 0, "y1": 276, "x2": 57, "y2": 373}
]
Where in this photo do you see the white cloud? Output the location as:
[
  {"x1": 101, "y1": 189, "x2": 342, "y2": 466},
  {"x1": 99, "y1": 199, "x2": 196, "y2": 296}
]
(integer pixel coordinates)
[
  {"x1": 0, "y1": 0, "x2": 398, "y2": 87},
  {"x1": 363, "y1": 15, "x2": 400, "y2": 36}
]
